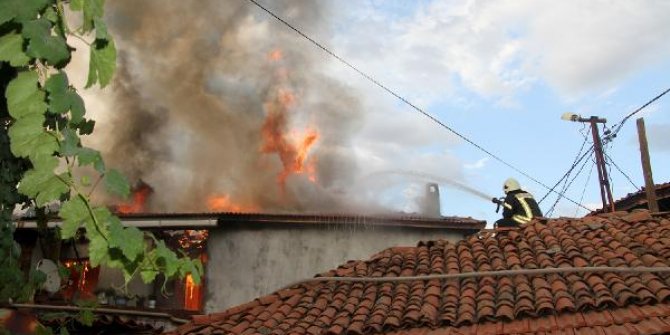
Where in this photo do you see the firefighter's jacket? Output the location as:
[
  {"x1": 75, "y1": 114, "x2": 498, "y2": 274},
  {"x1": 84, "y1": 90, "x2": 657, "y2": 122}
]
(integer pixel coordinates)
[{"x1": 502, "y1": 190, "x2": 543, "y2": 225}]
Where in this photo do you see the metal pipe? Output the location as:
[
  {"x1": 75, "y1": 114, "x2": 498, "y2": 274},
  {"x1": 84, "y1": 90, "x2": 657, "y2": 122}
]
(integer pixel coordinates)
[
  {"x1": 280, "y1": 266, "x2": 670, "y2": 290},
  {"x1": 9, "y1": 303, "x2": 190, "y2": 324}
]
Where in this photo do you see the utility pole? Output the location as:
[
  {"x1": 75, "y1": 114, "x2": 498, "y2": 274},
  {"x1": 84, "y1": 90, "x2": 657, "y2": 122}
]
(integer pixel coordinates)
[
  {"x1": 636, "y1": 118, "x2": 659, "y2": 212},
  {"x1": 561, "y1": 113, "x2": 616, "y2": 212}
]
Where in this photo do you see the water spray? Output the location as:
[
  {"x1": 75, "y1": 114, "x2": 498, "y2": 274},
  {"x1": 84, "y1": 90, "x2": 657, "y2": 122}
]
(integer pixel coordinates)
[{"x1": 363, "y1": 170, "x2": 495, "y2": 202}]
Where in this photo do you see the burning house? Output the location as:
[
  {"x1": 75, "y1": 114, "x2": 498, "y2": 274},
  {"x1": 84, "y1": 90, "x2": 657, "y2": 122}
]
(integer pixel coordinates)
[{"x1": 13, "y1": 205, "x2": 484, "y2": 333}]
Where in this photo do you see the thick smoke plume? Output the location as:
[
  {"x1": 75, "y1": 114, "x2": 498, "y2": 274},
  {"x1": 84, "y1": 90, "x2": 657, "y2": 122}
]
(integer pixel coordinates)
[{"x1": 98, "y1": 0, "x2": 367, "y2": 213}]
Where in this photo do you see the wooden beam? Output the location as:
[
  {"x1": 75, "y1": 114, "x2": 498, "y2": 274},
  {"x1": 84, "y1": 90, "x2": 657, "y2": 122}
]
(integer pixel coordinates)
[{"x1": 637, "y1": 118, "x2": 659, "y2": 212}]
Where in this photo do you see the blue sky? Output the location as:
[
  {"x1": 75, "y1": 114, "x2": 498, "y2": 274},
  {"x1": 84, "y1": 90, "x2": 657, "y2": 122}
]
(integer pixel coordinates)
[
  {"x1": 71, "y1": 0, "x2": 669, "y2": 224},
  {"x1": 319, "y1": 0, "x2": 670, "y2": 224}
]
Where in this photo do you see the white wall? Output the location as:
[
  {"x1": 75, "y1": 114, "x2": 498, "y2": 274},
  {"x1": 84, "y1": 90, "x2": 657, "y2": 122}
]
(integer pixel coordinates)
[{"x1": 204, "y1": 223, "x2": 469, "y2": 313}]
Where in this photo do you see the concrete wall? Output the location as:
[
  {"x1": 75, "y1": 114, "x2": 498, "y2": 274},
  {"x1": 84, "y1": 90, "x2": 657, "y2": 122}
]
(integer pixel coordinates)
[{"x1": 204, "y1": 223, "x2": 469, "y2": 313}]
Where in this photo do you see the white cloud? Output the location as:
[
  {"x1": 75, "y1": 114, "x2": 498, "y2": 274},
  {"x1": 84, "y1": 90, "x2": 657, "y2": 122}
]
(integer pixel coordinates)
[
  {"x1": 331, "y1": 0, "x2": 670, "y2": 103},
  {"x1": 465, "y1": 157, "x2": 489, "y2": 170}
]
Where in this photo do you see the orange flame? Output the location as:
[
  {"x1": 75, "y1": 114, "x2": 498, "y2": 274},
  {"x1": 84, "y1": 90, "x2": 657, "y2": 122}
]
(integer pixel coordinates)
[
  {"x1": 116, "y1": 182, "x2": 153, "y2": 214},
  {"x1": 207, "y1": 194, "x2": 257, "y2": 212},
  {"x1": 260, "y1": 98, "x2": 319, "y2": 190}
]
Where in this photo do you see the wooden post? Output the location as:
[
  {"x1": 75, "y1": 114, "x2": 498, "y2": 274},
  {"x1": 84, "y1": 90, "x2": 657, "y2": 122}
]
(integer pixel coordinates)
[
  {"x1": 636, "y1": 118, "x2": 659, "y2": 212},
  {"x1": 589, "y1": 118, "x2": 615, "y2": 212}
]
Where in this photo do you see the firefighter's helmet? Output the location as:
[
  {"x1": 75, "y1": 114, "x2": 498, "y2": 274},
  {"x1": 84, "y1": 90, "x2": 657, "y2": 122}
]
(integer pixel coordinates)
[{"x1": 503, "y1": 178, "x2": 521, "y2": 194}]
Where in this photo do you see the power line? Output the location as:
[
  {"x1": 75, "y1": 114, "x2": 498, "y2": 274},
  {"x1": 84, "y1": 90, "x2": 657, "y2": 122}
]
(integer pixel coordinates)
[
  {"x1": 538, "y1": 145, "x2": 593, "y2": 205},
  {"x1": 245, "y1": 0, "x2": 590, "y2": 210},
  {"x1": 575, "y1": 162, "x2": 596, "y2": 217},
  {"x1": 606, "y1": 86, "x2": 670, "y2": 142},
  {"x1": 604, "y1": 152, "x2": 640, "y2": 191},
  {"x1": 545, "y1": 149, "x2": 593, "y2": 217},
  {"x1": 541, "y1": 133, "x2": 591, "y2": 213}
]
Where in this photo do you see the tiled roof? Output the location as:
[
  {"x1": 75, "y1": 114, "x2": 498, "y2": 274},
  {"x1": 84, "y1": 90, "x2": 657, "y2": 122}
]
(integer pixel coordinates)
[
  {"x1": 15, "y1": 212, "x2": 486, "y2": 231},
  {"x1": 171, "y1": 210, "x2": 670, "y2": 335},
  {"x1": 591, "y1": 182, "x2": 670, "y2": 214}
]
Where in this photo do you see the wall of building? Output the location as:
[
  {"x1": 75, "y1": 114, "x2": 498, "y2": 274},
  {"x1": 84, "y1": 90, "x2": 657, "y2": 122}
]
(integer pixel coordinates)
[{"x1": 204, "y1": 223, "x2": 470, "y2": 313}]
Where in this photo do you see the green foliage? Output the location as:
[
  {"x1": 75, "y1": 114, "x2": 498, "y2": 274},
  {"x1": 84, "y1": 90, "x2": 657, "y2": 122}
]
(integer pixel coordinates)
[
  {"x1": 22, "y1": 18, "x2": 70, "y2": 67},
  {"x1": 0, "y1": 32, "x2": 31, "y2": 66},
  {"x1": 104, "y1": 168, "x2": 129, "y2": 198},
  {"x1": 1, "y1": 0, "x2": 203, "y2": 317},
  {"x1": 86, "y1": 38, "x2": 116, "y2": 88}
]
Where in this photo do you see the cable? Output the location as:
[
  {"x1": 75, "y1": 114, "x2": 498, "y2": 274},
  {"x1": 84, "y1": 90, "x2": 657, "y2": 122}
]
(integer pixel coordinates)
[
  {"x1": 604, "y1": 152, "x2": 641, "y2": 191},
  {"x1": 606, "y1": 87, "x2": 670, "y2": 143},
  {"x1": 574, "y1": 162, "x2": 596, "y2": 217},
  {"x1": 280, "y1": 266, "x2": 670, "y2": 289},
  {"x1": 245, "y1": 0, "x2": 591, "y2": 211},
  {"x1": 545, "y1": 149, "x2": 593, "y2": 217},
  {"x1": 538, "y1": 145, "x2": 593, "y2": 205}
]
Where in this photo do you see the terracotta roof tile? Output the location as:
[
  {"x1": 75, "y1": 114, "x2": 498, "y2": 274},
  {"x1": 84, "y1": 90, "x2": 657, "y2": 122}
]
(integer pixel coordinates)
[{"x1": 170, "y1": 211, "x2": 670, "y2": 335}]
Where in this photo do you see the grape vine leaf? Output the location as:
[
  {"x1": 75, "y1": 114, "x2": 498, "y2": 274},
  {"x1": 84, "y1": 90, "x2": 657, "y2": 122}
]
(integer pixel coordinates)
[
  {"x1": 108, "y1": 220, "x2": 144, "y2": 261},
  {"x1": 104, "y1": 168, "x2": 130, "y2": 199},
  {"x1": 86, "y1": 39, "x2": 116, "y2": 88},
  {"x1": 0, "y1": 32, "x2": 30, "y2": 66},
  {"x1": 17, "y1": 155, "x2": 69, "y2": 206},
  {"x1": 6, "y1": 71, "x2": 47, "y2": 119},
  {"x1": 82, "y1": 0, "x2": 104, "y2": 32},
  {"x1": 0, "y1": 0, "x2": 49, "y2": 25},
  {"x1": 59, "y1": 196, "x2": 88, "y2": 239},
  {"x1": 22, "y1": 18, "x2": 70, "y2": 67}
]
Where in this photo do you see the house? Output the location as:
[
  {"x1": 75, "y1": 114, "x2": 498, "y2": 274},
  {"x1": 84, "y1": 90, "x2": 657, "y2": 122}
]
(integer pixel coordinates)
[
  {"x1": 170, "y1": 209, "x2": 670, "y2": 335},
  {"x1": 11, "y1": 211, "x2": 484, "y2": 333},
  {"x1": 609, "y1": 182, "x2": 670, "y2": 212},
  {"x1": 591, "y1": 182, "x2": 670, "y2": 214}
]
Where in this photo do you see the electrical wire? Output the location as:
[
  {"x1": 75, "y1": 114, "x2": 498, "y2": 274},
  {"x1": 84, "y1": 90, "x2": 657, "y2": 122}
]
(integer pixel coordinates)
[
  {"x1": 604, "y1": 152, "x2": 641, "y2": 191},
  {"x1": 538, "y1": 146, "x2": 593, "y2": 205},
  {"x1": 280, "y1": 266, "x2": 670, "y2": 290},
  {"x1": 545, "y1": 149, "x2": 593, "y2": 217},
  {"x1": 606, "y1": 87, "x2": 670, "y2": 143},
  {"x1": 543, "y1": 138, "x2": 591, "y2": 215},
  {"x1": 245, "y1": 0, "x2": 591, "y2": 211},
  {"x1": 574, "y1": 162, "x2": 596, "y2": 217}
]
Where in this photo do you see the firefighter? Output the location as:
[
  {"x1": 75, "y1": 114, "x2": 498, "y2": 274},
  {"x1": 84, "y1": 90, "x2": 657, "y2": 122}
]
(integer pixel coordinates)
[{"x1": 493, "y1": 178, "x2": 543, "y2": 228}]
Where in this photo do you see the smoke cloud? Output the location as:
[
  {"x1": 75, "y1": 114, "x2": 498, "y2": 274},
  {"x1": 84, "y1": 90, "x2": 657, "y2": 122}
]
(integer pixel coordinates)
[{"x1": 93, "y1": 0, "x2": 370, "y2": 213}]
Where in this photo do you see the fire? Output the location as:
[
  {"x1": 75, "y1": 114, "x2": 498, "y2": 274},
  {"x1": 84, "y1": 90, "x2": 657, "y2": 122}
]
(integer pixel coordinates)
[
  {"x1": 260, "y1": 102, "x2": 319, "y2": 190},
  {"x1": 207, "y1": 194, "x2": 256, "y2": 212},
  {"x1": 261, "y1": 49, "x2": 320, "y2": 192},
  {"x1": 116, "y1": 181, "x2": 153, "y2": 214}
]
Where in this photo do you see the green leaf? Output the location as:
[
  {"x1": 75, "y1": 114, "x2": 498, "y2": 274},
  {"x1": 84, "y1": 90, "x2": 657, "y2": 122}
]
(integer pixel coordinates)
[
  {"x1": 83, "y1": 0, "x2": 104, "y2": 32},
  {"x1": 104, "y1": 169, "x2": 129, "y2": 199},
  {"x1": 0, "y1": 32, "x2": 30, "y2": 66},
  {"x1": 69, "y1": 0, "x2": 83, "y2": 11},
  {"x1": 59, "y1": 326, "x2": 70, "y2": 335},
  {"x1": 154, "y1": 241, "x2": 178, "y2": 277},
  {"x1": 78, "y1": 308, "x2": 94, "y2": 327},
  {"x1": 76, "y1": 119, "x2": 95, "y2": 135},
  {"x1": 43, "y1": 6, "x2": 58, "y2": 24},
  {"x1": 60, "y1": 128, "x2": 80, "y2": 156},
  {"x1": 5, "y1": 71, "x2": 47, "y2": 119},
  {"x1": 87, "y1": 231, "x2": 108, "y2": 267},
  {"x1": 22, "y1": 18, "x2": 70, "y2": 67},
  {"x1": 69, "y1": 93, "x2": 86, "y2": 124},
  {"x1": 0, "y1": 0, "x2": 49, "y2": 25},
  {"x1": 17, "y1": 156, "x2": 69, "y2": 206},
  {"x1": 86, "y1": 38, "x2": 116, "y2": 88},
  {"x1": 77, "y1": 147, "x2": 105, "y2": 173},
  {"x1": 45, "y1": 72, "x2": 68, "y2": 94},
  {"x1": 94, "y1": 18, "x2": 109, "y2": 40},
  {"x1": 8, "y1": 115, "x2": 59, "y2": 159},
  {"x1": 140, "y1": 268, "x2": 159, "y2": 283},
  {"x1": 59, "y1": 197, "x2": 88, "y2": 239},
  {"x1": 108, "y1": 220, "x2": 144, "y2": 261}
]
